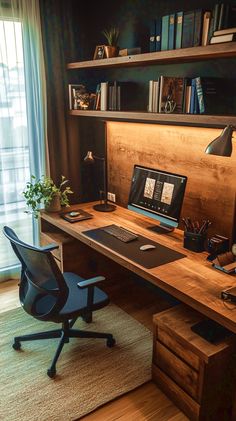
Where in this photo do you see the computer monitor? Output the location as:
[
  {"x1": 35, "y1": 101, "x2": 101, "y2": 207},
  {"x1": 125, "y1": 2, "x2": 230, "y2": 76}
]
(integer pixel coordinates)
[{"x1": 128, "y1": 165, "x2": 187, "y2": 233}]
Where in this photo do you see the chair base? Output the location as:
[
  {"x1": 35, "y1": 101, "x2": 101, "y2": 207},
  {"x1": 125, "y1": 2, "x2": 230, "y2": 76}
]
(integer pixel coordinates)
[{"x1": 13, "y1": 320, "x2": 115, "y2": 378}]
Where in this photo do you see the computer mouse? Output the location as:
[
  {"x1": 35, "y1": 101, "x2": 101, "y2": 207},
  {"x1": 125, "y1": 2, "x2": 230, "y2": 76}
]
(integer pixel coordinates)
[
  {"x1": 69, "y1": 211, "x2": 80, "y2": 217},
  {"x1": 140, "y1": 244, "x2": 156, "y2": 251}
]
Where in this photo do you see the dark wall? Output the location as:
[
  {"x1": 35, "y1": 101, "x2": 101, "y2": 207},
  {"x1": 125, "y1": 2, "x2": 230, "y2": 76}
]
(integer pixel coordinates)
[{"x1": 42, "y1": 1, "x2": 236, "y2": 202}]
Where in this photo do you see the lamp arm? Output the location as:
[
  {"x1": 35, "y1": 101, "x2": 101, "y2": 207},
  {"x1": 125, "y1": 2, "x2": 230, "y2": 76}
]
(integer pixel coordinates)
[{"x1": 93, "y1": 155, "x2": 104, "y2": 161}]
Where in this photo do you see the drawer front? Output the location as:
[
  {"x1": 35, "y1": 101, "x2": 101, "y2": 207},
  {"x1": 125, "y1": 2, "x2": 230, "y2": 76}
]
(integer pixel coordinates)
[
  {"x1": 157, "y1": 325, "x2": 200, "y2": 371},
  {"x1": 154, "y1": 340, "x2": 199, "y2": 401},
  {"x1": 40, "y1": 233, "x2": 61, "y2": 261}
]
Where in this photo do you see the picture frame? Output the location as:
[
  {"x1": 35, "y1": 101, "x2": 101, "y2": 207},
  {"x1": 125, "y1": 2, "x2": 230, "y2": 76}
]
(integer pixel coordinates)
[{"x1": 93, "y1": 45, "x2": 106, "y2": 60}]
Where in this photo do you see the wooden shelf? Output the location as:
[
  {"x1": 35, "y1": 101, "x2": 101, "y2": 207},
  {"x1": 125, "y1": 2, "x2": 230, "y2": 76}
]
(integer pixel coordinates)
[
  {"x1": 69, "y1": 110, "x2": 236, "y2": 128},
  {"x1": 67, "y1": 43, "x2": 236, "y2": 70}
]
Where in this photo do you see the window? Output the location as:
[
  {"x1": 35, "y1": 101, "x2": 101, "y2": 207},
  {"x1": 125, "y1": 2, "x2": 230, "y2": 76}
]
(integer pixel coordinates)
[{"x1": 0, "y1": 18, "x2": 33, "y2": 273}]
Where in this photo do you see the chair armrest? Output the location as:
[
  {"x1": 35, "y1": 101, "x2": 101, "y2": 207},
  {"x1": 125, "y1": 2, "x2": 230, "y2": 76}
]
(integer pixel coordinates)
[
  {"x1": 39, "y1": 243, "x2": 59, "y2": 252},
  {"x1": 77, "y1": 276, "x2": 105, "y2": 289}
]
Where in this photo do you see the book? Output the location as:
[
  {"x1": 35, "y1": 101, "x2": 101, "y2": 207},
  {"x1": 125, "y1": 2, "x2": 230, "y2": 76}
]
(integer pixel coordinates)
[
  {"x1": 100, "y1": 82, "x2": 108, "y2": 111},
  {"x1": 161, "y1": 15, "x2": 169, "y2": 50},
  {"x1": 214, "y1": 26, "x2": 236, "y2": 36},
  {"x1": 148, "y1": 80, "x2": 154, "y2": 112},
  {"x1": 68, "y1": 84, "x2": 83, "y2": 110},
  {"x1": 193, "y1": 9, "x2": 203, "y2": 46},
  {"x1": 182, "y1": 11, "x2": 195, "y2": 48},
  {"x1": 194, "y1": 77, "x2": 235, "y2": 114},
  {"x1": 158, "y1": 76, "x2": 185, "y2": 113},
  {"x1": 210, "y1": 33, "x2": 236, "y2": 43},
  {"x1": 119, "y1": 47, "x2": 141, "y2": 56},
  {"x1": 155, "y1": 18, "x2": 162, "y2": 51},
  {"x1": 152, "y1": 80, "x2": 160, "y2": 113},
  {"x1": 190, "y1": 78, "x2": 196, "y2": 114},
  {"x1": 185, "y1": 82, "x2": 192, "y2": 114},
  {"x1": 175, "y1": 11, "x2": 183, "y2": 49},
  {"x1": 168, "y1": 13, "x2": 175, "y2": 50},
  {"x1": 212, "y1": 3, "x2": 220, "y2": 33},
  {"x1": 218, "y1": 3, "x2": 225, "y2": 30},
  {"x1": 202, "y1": 11, "x2": 211, "y2": 46},
  {"x1": 149, "y1": 20, "x2": 156, "y2": 52}
]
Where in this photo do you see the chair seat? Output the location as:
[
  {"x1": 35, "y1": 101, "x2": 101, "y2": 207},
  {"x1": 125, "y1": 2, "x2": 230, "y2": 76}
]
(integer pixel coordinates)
[{"x1": 59, "y1": 272, "x2": 109, "y2": 320}]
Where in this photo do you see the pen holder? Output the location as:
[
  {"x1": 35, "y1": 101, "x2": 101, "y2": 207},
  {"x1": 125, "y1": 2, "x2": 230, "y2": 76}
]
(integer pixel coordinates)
[{"x1": 184, "y1": 232, "x2": 206, "y2": 253}]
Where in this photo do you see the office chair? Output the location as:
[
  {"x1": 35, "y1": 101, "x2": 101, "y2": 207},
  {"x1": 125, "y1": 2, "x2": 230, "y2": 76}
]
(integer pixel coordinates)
[{"x1": 3, "y1": 226, "x2": 115, "y2": 378}]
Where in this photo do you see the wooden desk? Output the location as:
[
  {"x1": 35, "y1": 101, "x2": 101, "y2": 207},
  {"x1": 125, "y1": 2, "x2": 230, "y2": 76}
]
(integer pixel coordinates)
[{"x1": 40, "y1": 202, "x2": 236, "y2": 333}]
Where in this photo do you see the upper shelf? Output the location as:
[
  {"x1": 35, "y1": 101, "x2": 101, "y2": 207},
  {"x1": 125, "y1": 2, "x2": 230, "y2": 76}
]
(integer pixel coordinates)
[
  {"x1": 68, "y1": 110, "x2": 236, "y2": 128},
  {"x1": 67, "y1": 43, "x2": 236, "y2": 70}
]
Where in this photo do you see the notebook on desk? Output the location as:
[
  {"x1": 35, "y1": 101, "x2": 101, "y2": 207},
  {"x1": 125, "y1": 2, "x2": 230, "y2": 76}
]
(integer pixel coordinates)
[{"x1": 82, "y1": 225, "x2": 186, "y2": 269}]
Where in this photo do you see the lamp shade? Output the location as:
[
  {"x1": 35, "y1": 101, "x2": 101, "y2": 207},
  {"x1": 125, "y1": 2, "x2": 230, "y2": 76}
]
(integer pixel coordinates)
[
  {"x1": 205, "y1": 125, "x2": 233, "y2": 157},
  {"x1": 84, "y1": 151, "x2": 95, "y2": 163}
]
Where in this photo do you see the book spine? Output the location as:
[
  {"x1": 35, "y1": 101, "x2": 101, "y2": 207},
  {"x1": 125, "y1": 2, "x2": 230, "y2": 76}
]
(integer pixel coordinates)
[
  {"x1": 150, "y1": 19, "x2": 156, "y2": 52},
  {"x1": 195, "y1": 77, "x2": 205, "y2": 114},
  {"x1": 148, "y1": 80, "x2": 154, "y2": 112},
  {"x1": 168, "y1": 13, "x2": 175, "y2": 50},
  {"x1": 175, "y1": 11, "x2": 183, "y2": 49},
  {"x1": 182, "y1": 11, "x2": 195, "y2": 48},
  {"x1": 117, "y1": 86, "x2": 121, "y2": 111},
  {"x1": 158, "y1": 75, "x2": 164, "y2": 112},
  {"x1": 210, "y1": 33, "x2": 236, "y2": 43},
  {"x1": 100, "y1": 82, "x2": 108, "y2": 111},
  {"x1": 190, "y1": 78, "x2": 196, "y2": 114},
  {"x1": 223, "y1": 4, "x2": 229, "y2": 29},
  {"x1": 161, "y1": 15, "x2": 169, "y2": 50},
  {"x1": 202, "y1": 11, "x2": 211, "y2": 46},
  {"x1": 153, "y1": 81, "x2": 160, "y2": 113},
  {"x1": 68, "y1": 85, "x2": 72, "y2": 110},
  {"x1": 213, "y1": 3, "x2": 220, "y2": 33},
  {"x1": 218, "y1": 3, "x2": 225, "y2": 30},
  {"x1": 193, "y1": 9, "x2": 203, "y2": 47},
  {"x1": 155, "y1": 18, "x2": 162, "y2": 51}
]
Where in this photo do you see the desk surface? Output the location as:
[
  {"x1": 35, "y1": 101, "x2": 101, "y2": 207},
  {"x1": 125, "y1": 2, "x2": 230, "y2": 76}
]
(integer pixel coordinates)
[{"x1": 41, "y1": 202, "x2": 236, "y2": 333}]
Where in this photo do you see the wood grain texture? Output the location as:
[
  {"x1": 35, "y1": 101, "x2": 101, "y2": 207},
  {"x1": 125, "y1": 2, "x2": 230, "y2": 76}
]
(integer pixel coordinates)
[
  {"x1": 153, "y1": 305, "x2": 236, "y2": 420},
  {"x1": 152, "y1": 364, "x2": 200, "y2": 421},
  {"x1": 154, "y1": 340, "x2": 199, "y2": 400},
  {"x1": 40, "y1": 203, "x2": 236, "y2": 334},
  {"x1": 107, "y1": 122, "x2": 236, "y2": 241},
  {"x1": 69, "y1": 110, "x2": 236, "y2": 128}
]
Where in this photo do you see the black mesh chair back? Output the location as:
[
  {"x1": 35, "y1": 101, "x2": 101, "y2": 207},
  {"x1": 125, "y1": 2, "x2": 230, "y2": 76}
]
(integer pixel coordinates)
[{"x1": 3, "y1": 226, "x2": 69, "y2": 321}]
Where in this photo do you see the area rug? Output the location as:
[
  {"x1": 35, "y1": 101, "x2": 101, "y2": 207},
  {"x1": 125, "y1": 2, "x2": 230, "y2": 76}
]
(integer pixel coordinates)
[{"x1": 0, "y1": 303, "x2": 152, "y2": 421}]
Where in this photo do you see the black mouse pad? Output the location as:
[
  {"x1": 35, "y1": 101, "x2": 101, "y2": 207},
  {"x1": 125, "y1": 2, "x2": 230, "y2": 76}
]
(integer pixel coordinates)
[{"x1": 82, "y1": 226, "x2": 186, "y2": 269}]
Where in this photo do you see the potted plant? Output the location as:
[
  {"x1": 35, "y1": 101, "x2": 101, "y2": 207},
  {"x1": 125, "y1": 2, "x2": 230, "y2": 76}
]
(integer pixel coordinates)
[
  {"x1": 23, "y1": 175, "x2": 73, "y2": 218},
  {"x1": 102, "y1": 27, "x2": 120, "y2": 58}
]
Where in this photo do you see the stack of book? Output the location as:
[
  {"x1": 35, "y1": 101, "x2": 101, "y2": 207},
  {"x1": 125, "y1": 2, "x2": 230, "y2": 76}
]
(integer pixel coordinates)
[
  {"x1": 148, "y1": 76, "x2": 235, "y2": 115},
  {"x1": 210, "y1": 27, "x2": 236, "y2": 44},
  {"x1": 149, "y1": 2, "x2": 236, "y2": 52},
  {"x1": 93, "y1": 81, "x2": 138, "y2": 111}
]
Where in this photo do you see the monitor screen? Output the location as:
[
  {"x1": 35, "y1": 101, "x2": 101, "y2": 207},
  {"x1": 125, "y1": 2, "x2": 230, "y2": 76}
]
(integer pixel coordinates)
[{"x1": 128, "y1": 165, "x2": 187, "y2": 233}]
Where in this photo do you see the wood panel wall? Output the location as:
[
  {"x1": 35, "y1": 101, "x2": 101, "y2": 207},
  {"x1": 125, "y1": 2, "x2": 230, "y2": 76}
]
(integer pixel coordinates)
[{"x1": 107, "y1": 122, "x2": 236, "y2": 241}]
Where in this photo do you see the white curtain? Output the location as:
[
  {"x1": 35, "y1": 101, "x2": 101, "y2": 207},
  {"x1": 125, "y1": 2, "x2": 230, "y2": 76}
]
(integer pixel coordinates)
[{"x1": 0, "y1": 0, "x2": 47, "y2": 281}]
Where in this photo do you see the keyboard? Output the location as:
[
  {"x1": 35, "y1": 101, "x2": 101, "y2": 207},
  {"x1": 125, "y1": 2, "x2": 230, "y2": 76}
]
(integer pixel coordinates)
[{"x1": 102, "y1": 224, "x2": 138, "y2": 243}]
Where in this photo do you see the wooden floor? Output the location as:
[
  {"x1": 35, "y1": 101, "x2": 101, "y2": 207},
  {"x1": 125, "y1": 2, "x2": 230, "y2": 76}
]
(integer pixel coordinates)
[{"x1": 0, "y1": 277, "x2": 188, "y2": 421}]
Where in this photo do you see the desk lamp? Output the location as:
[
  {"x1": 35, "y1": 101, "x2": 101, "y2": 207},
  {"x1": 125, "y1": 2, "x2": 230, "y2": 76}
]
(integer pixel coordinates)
[
  {"x1": 84, "y1": 151, "x2": 116, "y2": 212},
  {"x1": 205, "y1": 125, "x2": 234, "y2": 157}
]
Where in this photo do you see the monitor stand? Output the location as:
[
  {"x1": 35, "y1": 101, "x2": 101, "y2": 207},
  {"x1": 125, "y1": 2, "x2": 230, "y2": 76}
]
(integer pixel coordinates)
[{"x1": 148, "y1": 223, "x2": 174, "y2": 234}]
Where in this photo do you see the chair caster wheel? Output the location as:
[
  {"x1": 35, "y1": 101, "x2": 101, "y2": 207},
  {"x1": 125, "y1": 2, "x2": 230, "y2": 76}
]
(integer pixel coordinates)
[
  {"x1": 47, "y1": 368, "x2": 56, "y2": 378},
  {"x1": 107, "y1": 337, "x2": 116, "y2": 348},
  {"x1": 12, "y1": 341, "x2": 21, "y2": 350}
]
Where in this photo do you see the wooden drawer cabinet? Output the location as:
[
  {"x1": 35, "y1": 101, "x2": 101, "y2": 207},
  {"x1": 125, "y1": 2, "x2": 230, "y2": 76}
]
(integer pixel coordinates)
[
  {"x1": 152, "y1": 305, "x2": 236, "y2": 421},
  {"x1": 40, "y1": 230, "x2": 81, "y2": 273}
]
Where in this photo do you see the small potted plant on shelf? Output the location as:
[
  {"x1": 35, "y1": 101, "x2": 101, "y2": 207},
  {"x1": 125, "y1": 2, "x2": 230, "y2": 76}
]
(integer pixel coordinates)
[
  {"x1": 102, "y1": 27, "x2": 120, "y2": 58},
  {"x1": 23, "y1": 175, "x2": 73, "y2": 218}
]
